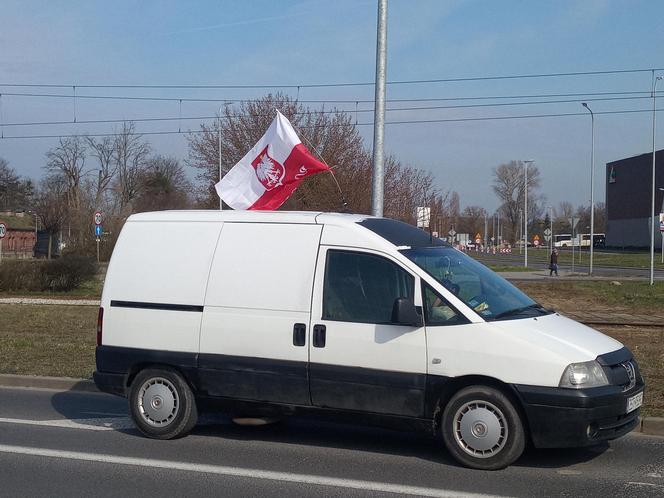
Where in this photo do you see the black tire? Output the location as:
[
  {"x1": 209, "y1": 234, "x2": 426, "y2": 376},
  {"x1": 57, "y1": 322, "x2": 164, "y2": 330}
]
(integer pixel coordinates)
[
  {"x1": 128, "y1": 367, "x2": 198, "y2": 439},
  {"x1": 441, "y1": 385, "x2": 525, "y2": 470}
]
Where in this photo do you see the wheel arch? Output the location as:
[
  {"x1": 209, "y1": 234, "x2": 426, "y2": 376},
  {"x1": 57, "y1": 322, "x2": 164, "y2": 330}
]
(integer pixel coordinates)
[
  {"x1": 125, "y1": 362, "x2": 198, "y2": 395},
  {"x1": 431, "y1": 375, "x2": 531, "y2": 441}
]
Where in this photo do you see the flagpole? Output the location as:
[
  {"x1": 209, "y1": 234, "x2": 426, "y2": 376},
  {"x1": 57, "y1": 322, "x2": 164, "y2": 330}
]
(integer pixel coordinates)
[
  {"x1": 299, "y1": 133, "x2": 348, "y2": 210},
  {"x1": 371, "y1": 0, "x2": 387, "y2": 217}
]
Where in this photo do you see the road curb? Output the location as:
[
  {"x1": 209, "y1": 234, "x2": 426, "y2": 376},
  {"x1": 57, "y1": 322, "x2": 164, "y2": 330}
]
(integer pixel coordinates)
[
  {"x1": 0, "y1": 374, "x2": 663, "y2": 437},
  {"x1": 0, "y1": 374, "x2": 99, "y2": 393}
]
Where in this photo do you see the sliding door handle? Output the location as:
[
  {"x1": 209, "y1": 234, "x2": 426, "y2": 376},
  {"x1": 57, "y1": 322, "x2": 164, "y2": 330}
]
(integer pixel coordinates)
[
  {"x1": 313, "y1": 324, "x2": 326, "y2": 348},
  {"x1": 293, "y1": 323, "x2": 306, "y2": 346}
]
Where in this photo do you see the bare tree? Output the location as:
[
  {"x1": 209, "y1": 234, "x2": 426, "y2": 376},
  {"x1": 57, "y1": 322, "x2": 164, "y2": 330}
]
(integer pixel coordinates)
[
  {"x1": 458, "y1": 205, "x2": 488, "y2": 237},
  {"x1": 86, "y1": 136, "x2": 117, "y2": 209},
  {"x1": 493, "y1": 160, "x2": 543, "y2": 243},
  {"x1": 113, "y1": 122, "x2": 151, "y2": 212},
  {"x1": 187, "y1": 93, "x2": 367, "y2": 212},
  {"x1": 45, "y1": 136, "x2": 87, "y2": 212},
  {"x1": 34, "y1": 175, "x2": 69, "y2": 259}
]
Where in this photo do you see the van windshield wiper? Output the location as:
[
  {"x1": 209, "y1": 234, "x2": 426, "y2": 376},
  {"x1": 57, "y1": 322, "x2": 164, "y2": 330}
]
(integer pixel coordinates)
[{"x1": 491, "y1": 303, "x2": 547, "y2": 321}]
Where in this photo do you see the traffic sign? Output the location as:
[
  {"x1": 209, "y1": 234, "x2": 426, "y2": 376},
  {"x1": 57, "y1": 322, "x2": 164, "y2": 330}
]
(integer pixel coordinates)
[
  {"x1": 544, "y1": 228, "x2": 552, "y2": 236},
  {"x1": 544, "y1": 234, "x2": 552, "y2": 242},
  {"x1": 568, "y1": 217, "x2": 579, "y2": 230},
  {"x1": 416, "y1": 207, "x2": 430, "y2": 228},
  {"x1": 448, "y1": 229, "x2": 456, "y2": 237},
  {"x1": 95, "y1": 225, "x2": 102, "y2": 237},
  {"x1": 660, "y1": 213, "x2": 664, "y2": 232},
  {"x1": 0, "y1": 223, "x2": 6, "y2": 239},
  {"x1": 94, "y1": 211, "x2": 103, "y2": 226}
]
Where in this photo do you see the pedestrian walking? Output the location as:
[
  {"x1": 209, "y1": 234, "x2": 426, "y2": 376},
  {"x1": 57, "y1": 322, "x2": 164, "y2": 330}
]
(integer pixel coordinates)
[{"x1": 549, "y1": 248, "x2": 559, "y2": 276}]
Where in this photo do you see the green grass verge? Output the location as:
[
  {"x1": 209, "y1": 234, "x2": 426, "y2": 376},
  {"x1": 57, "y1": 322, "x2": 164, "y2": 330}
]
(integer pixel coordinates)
[
  {"x1": 515, "y1": 281, "x2": 664, "y2": 313},
  {"x1": 0, "y1": 277, "x2": 103, "y2": 299}
]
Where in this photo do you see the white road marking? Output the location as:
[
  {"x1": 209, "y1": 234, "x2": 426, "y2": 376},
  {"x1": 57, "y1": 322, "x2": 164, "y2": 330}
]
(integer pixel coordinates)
[
  {"x1": 0, "y1": 444, "x2": 500, "y2": 498},
  {"x1": 0, "y1": 416, "x2": 134, "y2": 431}
]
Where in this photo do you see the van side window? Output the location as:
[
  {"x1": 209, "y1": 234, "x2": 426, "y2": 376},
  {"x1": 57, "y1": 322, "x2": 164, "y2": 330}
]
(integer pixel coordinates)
[
  {"x1": 323, "y1": 250, "x2": 414, "y2": 324},
  {"x1": 422, "y1": 284, "x2": 469, "y2": 326}
]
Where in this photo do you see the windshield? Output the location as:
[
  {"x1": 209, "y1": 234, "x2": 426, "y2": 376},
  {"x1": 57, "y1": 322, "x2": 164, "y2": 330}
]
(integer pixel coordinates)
[{"x1": 401, "y1": 246, "x2": 550, "y2": 321}]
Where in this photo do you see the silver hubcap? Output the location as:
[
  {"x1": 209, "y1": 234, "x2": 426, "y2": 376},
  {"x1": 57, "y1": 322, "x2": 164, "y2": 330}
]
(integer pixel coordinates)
[
  {"x1": 453, "y1": 401, "x2": 508, "y2": 458},
  {"x1": 138, "y1": 377, "x2": 179, "y2": 426}
]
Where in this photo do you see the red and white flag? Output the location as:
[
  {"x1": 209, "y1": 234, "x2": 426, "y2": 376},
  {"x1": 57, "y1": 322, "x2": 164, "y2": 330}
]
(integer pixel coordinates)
[{"x1": 216, "y1": 111, "x2": 330, "y2": 210}]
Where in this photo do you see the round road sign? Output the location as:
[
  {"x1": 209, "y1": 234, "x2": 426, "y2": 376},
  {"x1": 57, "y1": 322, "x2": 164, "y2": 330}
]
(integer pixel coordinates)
[
  {"x1": 0, "y1": 223, "x2": 6, "y2": 239},
  {"x1": 94, "y1": 211, "x2": 103, "y2": 226}
]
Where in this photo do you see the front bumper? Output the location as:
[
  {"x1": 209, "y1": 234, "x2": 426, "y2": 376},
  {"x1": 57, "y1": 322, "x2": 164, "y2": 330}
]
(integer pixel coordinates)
[{"x1": 515, "y1": 382, "x2": 644, "y2": 448}]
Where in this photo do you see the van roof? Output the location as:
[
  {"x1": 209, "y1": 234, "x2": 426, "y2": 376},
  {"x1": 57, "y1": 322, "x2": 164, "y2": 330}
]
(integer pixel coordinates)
[
  {"x1": 127, "y1": 210, "x2": 372, "y2": 226},
  {"x1": 127, "y1": 210, "x2": 445, "y2": 249}
]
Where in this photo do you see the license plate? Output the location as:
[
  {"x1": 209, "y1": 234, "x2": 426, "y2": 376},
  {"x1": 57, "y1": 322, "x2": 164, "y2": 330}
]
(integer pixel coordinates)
[{"x1": 626, "y1": 392, "x2": 643, "y2": 413}]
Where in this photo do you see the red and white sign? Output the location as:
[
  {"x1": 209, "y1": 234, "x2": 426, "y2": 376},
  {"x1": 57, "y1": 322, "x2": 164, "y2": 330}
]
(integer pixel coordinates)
[
  {"x1": 94, "y1": 211, "x2": 103, "y2": 226},
  {"x1": 0, "y1": 223, "x2": 6, "y2": 239},
  {"x1": 216, "y1": 111, "x2": 330, "y2": 210}
]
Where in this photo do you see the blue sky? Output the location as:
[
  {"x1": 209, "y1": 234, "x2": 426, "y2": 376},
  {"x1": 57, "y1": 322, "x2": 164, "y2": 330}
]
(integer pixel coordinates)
[{"x1": 1, "y1": 0, "x2": 663, "y2": 211}]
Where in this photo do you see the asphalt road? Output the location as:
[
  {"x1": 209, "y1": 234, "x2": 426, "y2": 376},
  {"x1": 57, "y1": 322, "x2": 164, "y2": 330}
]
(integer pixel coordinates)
[{"x1": 0, "y1": 387, "x2": 663, "y2": 497}]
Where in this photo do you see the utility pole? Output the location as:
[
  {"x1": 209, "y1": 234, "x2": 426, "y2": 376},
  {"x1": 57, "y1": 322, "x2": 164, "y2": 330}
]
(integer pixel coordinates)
[
  {"x1": 523, "y1": 160, "x2": 534, "y2": 268},
  {"x1": 219, "y1": 106, "x2": 223, "y2": 210},
  {"x1": 582, "y1": 103, "x2": 595, "y2": 275},
  {"x1": 650, "y1": 73, "x2": 662, "y2": 285},
  {"x1": 371, "y1": 0, "x2": 388, "y2": 217}
]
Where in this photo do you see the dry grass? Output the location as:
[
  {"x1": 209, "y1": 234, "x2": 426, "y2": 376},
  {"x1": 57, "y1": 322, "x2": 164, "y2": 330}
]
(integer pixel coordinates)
[{"x1": 0, "y1": 304, "x2": 97, "y2": 378}]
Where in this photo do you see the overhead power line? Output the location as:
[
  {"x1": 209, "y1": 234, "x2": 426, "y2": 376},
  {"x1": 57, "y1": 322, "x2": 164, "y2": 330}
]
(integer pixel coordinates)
[
  {"x1": 1, "y1": 89, "x2": 662, "y2": 105},
  {"x1": 1, "y1": 95, "x2": 661, "y2": 129},
  {"x1": 0, "y1": 68, "x2": 663, "y2": 90},
  {"x1": 1, "y1": 107, "x2": 662, "y2": 140}
]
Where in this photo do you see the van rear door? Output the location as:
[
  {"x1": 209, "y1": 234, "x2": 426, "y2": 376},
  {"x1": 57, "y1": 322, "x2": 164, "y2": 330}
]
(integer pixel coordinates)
[{"x1": 199, "y1": 222, "x2": 322, "y2": 405}]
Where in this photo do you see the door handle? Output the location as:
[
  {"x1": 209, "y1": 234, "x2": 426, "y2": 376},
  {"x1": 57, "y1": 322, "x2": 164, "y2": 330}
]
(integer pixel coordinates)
[
  {"x1": 293, "y1": 323, "x2": 306, "y2": 346},
  {"x1": 313, "y1": 324, "x2": 326, "y2": 348}
]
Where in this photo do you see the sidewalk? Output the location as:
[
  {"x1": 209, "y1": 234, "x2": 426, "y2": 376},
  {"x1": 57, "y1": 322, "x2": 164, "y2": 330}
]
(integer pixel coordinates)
[{"x1": 499, "y1": 270, "x2": 647, "y2": 281}]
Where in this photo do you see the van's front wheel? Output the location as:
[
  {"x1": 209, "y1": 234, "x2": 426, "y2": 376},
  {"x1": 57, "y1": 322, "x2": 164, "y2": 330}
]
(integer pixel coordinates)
[
  {"x1": 441, "y1": 386, "x2": 525, "y2": 470},
  {"x1": 129, "y1": 368, "x2": 198, "y2": 439}
]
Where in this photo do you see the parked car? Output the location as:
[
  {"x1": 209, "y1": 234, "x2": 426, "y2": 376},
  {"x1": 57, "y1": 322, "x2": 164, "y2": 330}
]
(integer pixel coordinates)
[{"x1": 94, "y1": 211, "x2": 644, "y2": 470}]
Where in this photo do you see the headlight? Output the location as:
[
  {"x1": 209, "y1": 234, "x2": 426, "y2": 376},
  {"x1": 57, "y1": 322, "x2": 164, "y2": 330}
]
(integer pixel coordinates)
[{"x1": 559, "y1": 360, "x2": 609, "y2": 388}]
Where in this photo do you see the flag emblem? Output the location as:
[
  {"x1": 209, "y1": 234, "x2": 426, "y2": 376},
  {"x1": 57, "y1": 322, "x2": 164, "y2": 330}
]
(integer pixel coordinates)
[{"x1": 252, "y1": 147, "x2": 285, "y2": 191}]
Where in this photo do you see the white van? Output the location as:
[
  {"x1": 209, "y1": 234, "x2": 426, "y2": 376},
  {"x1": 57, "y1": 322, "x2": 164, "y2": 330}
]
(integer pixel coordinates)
[{"x1": 94, "y1": 211, "x2": 644, "y2": 470}]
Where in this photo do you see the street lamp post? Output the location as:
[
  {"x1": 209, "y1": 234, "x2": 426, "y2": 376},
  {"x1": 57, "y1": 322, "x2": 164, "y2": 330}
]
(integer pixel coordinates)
[
  {"x1": 582, "y1": 103, "x2": 595, "y2": 275},
  {"x1": 548, "y1": 205, "x2": 553, "y2": 254},
  {"x1": 523, "y1": 160, "x2": 534, "y2": 268},
  {"x1": 650, "y1": 75, "x2": 662, "y2": 284}
]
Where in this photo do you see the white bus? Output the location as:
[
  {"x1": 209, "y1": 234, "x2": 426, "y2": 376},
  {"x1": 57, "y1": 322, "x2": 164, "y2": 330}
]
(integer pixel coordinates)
[{"x1": 554, "y1": 233, "x2": 605, "y2": 248}]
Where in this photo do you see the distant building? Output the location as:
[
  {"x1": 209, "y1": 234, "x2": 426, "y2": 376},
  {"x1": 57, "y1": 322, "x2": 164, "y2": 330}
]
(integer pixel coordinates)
[{"x1": 605, "y1": 149, "x2": 664, "y2": 249}]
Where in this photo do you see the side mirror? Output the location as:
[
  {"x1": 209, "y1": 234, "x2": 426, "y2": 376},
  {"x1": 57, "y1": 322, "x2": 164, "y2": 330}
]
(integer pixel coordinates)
[{"x1": 391, "y1": 297, "x2": 422, "y2": 327}]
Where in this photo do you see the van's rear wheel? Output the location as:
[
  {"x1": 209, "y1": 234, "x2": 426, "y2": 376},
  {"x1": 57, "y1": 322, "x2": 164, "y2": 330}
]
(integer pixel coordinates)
[
  {"x1": 441, "y1": 386, "x2": 525, "y2": 470},
  {"x1": 129, "y1": 368, "x2": 198, "y2": 439}
]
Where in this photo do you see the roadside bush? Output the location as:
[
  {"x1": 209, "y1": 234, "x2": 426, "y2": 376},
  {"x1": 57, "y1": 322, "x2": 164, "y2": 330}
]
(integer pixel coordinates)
[
  {"x1": 41, "y1": 256, "x2": 98, "y2": 292},
  {"x1": 0, "y1": 256, "x2": 98, "y2": 292},
  {"x1": 0, "y1": 260, "x2": 43, "y2": 291}
]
